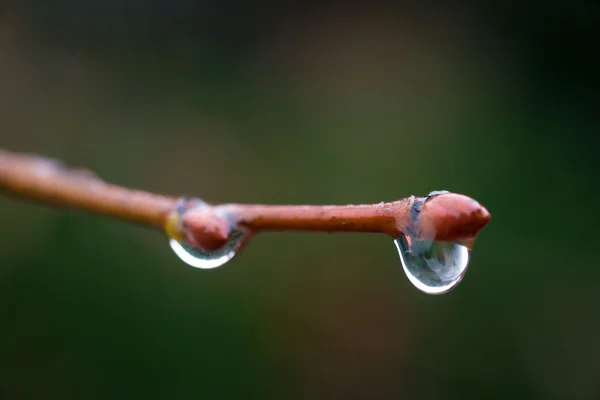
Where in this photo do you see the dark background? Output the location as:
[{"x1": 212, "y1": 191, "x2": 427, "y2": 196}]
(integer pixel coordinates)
[{"x1": 1, "y1": 1, "x2": 598, "y2": 399}]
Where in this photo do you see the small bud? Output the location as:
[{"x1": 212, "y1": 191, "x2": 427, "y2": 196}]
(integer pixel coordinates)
[
  {"x1": 182, "y1": 207, "x2": 232, "y2": 252},
  {"x1": 416, "y1": 193, "x2": 491, "y2": 242}
]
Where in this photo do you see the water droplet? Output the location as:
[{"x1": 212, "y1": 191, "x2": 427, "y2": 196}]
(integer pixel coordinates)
[
  {"x1": 169, "y1": 229, "x2": 248, "y2": 269},
  {"x1": 394, "y1": 235, "x2": 471, "y2": 294}
]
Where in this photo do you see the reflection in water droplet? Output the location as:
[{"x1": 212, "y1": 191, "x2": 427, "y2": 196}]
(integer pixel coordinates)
[
  {"x1": 394, "y1": 235, "x2": 471, "y2": 295},
  {"x1": 169, "y1": 229, "x2": 248, "y2": 269}
]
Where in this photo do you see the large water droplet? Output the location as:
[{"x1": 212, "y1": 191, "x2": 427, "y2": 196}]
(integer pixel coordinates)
[
  {"x1": 394, "y1": 235, "x2": 471, "y2": 294},
  {"x1": 169, "y1": 229, "x2": 248, "y2": 269}
]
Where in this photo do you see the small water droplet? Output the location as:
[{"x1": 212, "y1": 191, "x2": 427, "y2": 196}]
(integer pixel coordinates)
[
  {"x1": 394, "y1": 235, "x2": 471, "y2": 294},
  {"x1": 427, "y1": 190, "x2": 450, "y2": 197},
  {"x1": 169, "y1": 229, "x2": 248, "y2": 269}
]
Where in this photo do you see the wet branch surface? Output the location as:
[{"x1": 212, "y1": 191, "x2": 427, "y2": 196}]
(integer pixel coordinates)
[{"x1": 0, "y1": 149, "x2": 490, "y2": 252}]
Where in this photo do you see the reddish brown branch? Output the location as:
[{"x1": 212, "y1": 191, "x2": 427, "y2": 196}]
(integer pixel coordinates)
[
  {"x1": 224, "y1": 202, "x2": 411, "y2": 236},
  {"x1": 0, "y1": 149, "x2": 176, "y2": 228},
  {"x1": 0, "y1": 149, "x2": 490, "y2": 252}
]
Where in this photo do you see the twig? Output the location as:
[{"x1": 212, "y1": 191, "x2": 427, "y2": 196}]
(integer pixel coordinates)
[
  {"x1": 0, "y1": 149, "x2": 176, "y2": 228},
  {"x1": 0, "y1": 149, "x2": 490, "y2": 252}
]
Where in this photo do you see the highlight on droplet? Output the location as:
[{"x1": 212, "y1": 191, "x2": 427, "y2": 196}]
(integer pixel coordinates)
[{"x1": 169, "y1": 229, "x2": 248, "y2": 269}]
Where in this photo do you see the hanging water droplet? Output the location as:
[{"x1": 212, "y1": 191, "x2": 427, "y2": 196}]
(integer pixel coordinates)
[
  {"x1": 169, "y1": 229, "x2": 248, "y2": 269},
  {"x1": 394, "y1": 235, "x2": 471, "y2": 295}
]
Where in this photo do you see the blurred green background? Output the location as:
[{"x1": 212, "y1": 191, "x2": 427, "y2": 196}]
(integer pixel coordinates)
[{"x1": 1, "y1": 1, "x2": 598, "y2": 399}]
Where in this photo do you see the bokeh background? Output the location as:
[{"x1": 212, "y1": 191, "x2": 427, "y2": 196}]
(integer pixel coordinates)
[{"x1": 1, "y1": 1, "x2": 598, "y2": 399}]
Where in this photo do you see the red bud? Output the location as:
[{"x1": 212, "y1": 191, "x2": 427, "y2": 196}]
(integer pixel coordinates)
[{"x1": 416, "y1": 193, "x2": 491, "y2": 242}]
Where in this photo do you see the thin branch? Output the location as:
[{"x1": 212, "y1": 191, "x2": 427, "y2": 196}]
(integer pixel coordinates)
[
  {"x1": 0, "y1": 149, "x2": 176, "y2": 228},
  {"x1": 0, "y1": 149, "x2": 491, "y2": 252}
]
